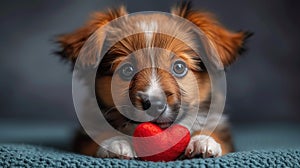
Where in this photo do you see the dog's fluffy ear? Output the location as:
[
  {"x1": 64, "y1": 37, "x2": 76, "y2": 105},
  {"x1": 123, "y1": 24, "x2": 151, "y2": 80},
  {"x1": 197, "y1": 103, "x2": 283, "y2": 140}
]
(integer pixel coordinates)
[
  {"x1": 171, "y1": 2, "x2": 252, "y2": 67},
  {"x1": 56, "y1": 6, "x2": 127, "y2": 64}
]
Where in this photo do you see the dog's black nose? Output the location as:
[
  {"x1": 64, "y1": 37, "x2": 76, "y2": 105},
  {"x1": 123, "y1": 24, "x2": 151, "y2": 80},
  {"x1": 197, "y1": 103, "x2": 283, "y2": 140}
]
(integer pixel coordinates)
[
  {"x1": 149, "y1": 96, "x2": 167, "y2": 113},
  {"x1": 137, "y1": 91, "x2": 167, "y2": 115}
]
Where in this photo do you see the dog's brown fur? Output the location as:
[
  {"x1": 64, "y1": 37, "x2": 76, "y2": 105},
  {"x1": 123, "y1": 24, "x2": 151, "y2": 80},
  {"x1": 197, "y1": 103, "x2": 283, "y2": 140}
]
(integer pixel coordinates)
[{"x1": 56, "y1": 2, "x2": 251, "y2": 158}]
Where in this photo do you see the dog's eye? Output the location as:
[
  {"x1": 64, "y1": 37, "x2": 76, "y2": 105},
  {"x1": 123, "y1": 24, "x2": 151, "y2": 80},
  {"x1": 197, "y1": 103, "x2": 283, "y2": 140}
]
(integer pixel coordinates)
[
  {"x1": 172, "y1": 60, "x2": 188, "y2": 77},
  {"x1": 119, "y1": 63, "x2": 135, "y2": 80}
]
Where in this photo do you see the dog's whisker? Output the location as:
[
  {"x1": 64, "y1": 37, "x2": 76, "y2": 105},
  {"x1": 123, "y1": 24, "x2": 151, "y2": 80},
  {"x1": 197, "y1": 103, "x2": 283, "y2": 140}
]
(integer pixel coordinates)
[
  {"x1": 102, "y1": 105, "x2": 131, "y2": 116},
  {"x1": 120, "y1": 89, "x2": 129, "y2": 96}
]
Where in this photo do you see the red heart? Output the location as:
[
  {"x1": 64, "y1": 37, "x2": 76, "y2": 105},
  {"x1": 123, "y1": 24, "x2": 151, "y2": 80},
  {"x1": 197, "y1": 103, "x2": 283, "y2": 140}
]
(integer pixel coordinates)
[{"x1": 133, "y1": 122, "x2": 190, "y2": 162}]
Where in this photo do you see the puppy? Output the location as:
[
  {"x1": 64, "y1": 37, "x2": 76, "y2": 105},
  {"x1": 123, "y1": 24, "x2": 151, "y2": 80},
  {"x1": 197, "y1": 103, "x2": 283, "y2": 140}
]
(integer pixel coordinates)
[{"x1": 56, "y1": 2, "x2": 251, "y2": 159}]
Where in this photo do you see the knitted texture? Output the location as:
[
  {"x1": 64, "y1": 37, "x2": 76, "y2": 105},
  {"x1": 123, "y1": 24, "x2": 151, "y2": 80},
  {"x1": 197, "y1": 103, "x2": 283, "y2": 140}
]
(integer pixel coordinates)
[{"x1": 1, "y1": 144, "x2": 300, "y2": 168}]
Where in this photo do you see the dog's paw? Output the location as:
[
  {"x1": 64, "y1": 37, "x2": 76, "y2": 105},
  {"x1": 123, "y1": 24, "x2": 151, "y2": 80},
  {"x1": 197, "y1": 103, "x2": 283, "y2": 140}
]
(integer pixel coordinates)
[
  {"x1": 96, "y1": 137, "x2": 136, "y2": 159},
  {"x1": 185, "y1": 135, "x2": 222, "y2": 158}
]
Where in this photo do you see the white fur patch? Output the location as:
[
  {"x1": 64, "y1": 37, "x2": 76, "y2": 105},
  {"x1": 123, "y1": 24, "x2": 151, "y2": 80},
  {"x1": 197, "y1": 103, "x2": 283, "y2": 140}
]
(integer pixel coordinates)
[
  {"x1": 146, "y1": 70, "x2": 162, "y2": 98},
  {"x1": 97, "y1": 137, "x2": 136, "y2": 159},
  {"x1": 185, "y1": 135, "x2": 222, "y2": 158},
  {"x1": 137, "y1": 21, "x2": 158, "y2": 46}
]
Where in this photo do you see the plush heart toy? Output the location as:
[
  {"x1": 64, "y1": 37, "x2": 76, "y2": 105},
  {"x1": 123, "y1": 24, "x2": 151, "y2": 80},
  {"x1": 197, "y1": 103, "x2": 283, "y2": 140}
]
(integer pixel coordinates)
[{"x1": 133, "y1": 122, "x2": 190, "y2": 162}]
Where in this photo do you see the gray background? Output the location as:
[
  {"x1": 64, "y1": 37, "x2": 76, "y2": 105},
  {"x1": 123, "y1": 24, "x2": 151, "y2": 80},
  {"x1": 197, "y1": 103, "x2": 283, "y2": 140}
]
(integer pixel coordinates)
[{"x1": 1, "y1": 0, "x2": 300, "y2": 127}]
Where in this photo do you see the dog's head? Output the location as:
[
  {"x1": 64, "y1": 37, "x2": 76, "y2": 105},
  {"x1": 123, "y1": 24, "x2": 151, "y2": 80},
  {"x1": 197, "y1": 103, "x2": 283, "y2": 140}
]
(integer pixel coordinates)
[{"x1": 56, "y1": 2, "x2": 251, "y2": 130}]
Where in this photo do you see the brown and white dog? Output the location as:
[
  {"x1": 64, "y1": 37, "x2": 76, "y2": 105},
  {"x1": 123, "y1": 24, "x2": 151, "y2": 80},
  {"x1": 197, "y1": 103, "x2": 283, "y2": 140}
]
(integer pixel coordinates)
[{"x1": 56, "y1": 2, "x2": 251, "y2": 159}]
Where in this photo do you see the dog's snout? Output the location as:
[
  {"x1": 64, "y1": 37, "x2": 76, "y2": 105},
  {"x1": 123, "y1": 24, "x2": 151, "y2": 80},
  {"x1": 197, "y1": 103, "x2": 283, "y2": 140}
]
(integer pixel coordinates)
[
  {"x1": 150, "y1": 96, "x2": 167, "y2": 112},
  {"x1": 137, "y1": 91, "x2": 151, "y2": 110},
  {"x1": 137, "y1": 91, "x2": 167, "y2": 115}
]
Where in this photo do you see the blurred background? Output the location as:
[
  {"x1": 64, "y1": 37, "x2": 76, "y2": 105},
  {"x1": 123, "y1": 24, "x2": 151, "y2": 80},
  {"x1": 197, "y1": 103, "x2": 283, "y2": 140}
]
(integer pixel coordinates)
[{"x1": 0, "y1": 0, "x2": 299, "y2": 151}]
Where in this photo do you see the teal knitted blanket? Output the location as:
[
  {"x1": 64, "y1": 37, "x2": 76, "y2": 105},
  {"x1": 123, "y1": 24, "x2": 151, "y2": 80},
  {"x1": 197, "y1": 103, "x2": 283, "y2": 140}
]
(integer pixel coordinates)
[{"x1": 1, "y1": 144, "x2": 299, "y2": 168}]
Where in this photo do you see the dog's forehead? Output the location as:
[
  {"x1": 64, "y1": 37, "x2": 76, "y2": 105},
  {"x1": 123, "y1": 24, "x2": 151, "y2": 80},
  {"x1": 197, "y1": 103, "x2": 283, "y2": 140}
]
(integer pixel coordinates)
[
  {"x1": 105, "y1": 13, "x2": 198, "y2": 48},
  {"x1": 130, "y1": 48, "x2": 174, "y2": 68},
  {"x1": 104, "y1": 13, "x2": 201, "y2": 71}
]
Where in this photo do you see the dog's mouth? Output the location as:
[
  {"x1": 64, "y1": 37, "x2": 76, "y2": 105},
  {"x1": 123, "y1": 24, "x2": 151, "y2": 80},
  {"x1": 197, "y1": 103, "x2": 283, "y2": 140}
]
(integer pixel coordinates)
[
  {"x1": 153, "y1": 121, "x2": 173, "y2": 129},
  {"x1": 130, "y1": 110, "x2": 176, "y2": 129},
  {"x1": 127, "y1": 103, "x2": 180, "y2": 129},
  {"x1": 149, "y1": 105, "x2": 176, "y2": 129}
]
